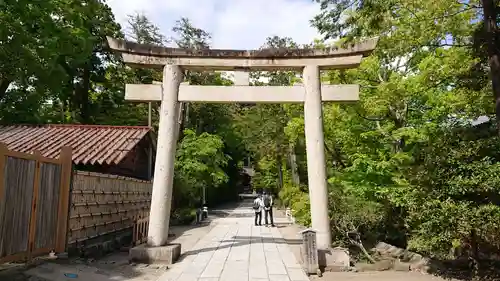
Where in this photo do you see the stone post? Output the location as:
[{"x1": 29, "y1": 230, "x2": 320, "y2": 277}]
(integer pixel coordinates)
[
  {"x1": 303, "y1": 65, "x2": 331, "y2": 250},
  {"x1": 147, "y1": 64, "x2": 183, "y2": 247},
  {"x1": 234, "y1": 70, "x2": 250, "y2": 86}
]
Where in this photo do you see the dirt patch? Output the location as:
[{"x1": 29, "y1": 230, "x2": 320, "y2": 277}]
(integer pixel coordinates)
[{"x1": 2, "y1": 222, "x2": 215, "y2": 281}]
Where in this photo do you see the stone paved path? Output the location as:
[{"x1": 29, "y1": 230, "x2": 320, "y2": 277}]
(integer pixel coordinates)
[{"x1": 158, "y1": 202, "x2": 309, "y2": 281}]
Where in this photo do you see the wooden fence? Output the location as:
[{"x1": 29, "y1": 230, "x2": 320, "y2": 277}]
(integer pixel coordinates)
[
  {"x1": 0, "y1": 144, "x2": 72, "y2": 263},
  {"x1": 68, "y1": 171, "x2": 152, "y2": 247}
]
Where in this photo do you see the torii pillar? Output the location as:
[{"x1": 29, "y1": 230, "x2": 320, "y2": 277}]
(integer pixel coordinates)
[
  {"x1": 303, "y1": 65, "x2": 330, "y2": 248},
  {"x1": 106, "y1": 37, "x2": 377, "y2": 262}
]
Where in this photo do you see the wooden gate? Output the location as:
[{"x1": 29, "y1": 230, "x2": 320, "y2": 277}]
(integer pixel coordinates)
[
  {"x1": 133, "y1": 217, "x2": 149, "y2": 246},
  {"x1": 0, "y1": 143, "x2": 72, "y2": 263}
]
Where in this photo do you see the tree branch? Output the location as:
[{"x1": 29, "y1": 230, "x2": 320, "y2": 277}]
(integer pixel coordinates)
[
  {"x1": 356, "y1": 110, "x2": 387, "y2": 121},
  {"x1": 424, "y1": 43, "x2": 472, "y2": 48},
  {"x1": 324, "y1": 141, "x2": 347, "y2": 169}
]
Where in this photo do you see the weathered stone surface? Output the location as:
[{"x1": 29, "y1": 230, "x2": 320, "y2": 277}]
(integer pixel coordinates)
[
  {"x1": 107, "y1": 36, "x2": 378, "y2": 59},
  {"x1": 129, "y1": 244, "x2": 181, "y2": 264},
  {"x1": 318, "y1": 247, "x2": 350, "y2": 271},
  {"x1": 393, "y1": 260, "x2": 411, "y2": 272},
  {"x1": 373, "y1": 242, "x2": 431, "y2": 272},
  {"x1": 409, "y1": 257, "x2": 431, "y2": 272},
  {"x1": 356, "y1": 260, "x2": 394, "y2": 272},
  {"x1": 125, "y1": 84, "x2": 360, "y2": 103},
  {"x1": 330, "y1": 247, "x2": 350, "y2": 267}
]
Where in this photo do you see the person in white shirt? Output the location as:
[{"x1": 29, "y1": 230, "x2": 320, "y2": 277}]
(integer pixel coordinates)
[{"x1": 252, "y1": 194, "x2": 263, "y2": 226}]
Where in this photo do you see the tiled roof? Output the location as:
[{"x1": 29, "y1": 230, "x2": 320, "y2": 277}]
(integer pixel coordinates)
[{"x1": 0, "y1": 125, "x2": 152, "y2": 165}]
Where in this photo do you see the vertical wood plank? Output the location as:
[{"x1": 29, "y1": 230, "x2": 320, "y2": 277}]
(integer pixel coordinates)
[
  {"x1": 0, "y1": 143, "x2": 7, "y2": 202},
  {"x1": 55, "y1": 146, "x2": 72, "y2": 253},
  {"x1": 0, "y1": 143, "x2": 7, "y2": 260},
  {"x1": 27, "y1": 151, "x2": 41, "y2": 261}
]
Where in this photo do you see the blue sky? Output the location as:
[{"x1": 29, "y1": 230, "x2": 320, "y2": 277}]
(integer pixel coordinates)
[{"x1": 106, "y1": 0, "x2": 321, "y2": 49}]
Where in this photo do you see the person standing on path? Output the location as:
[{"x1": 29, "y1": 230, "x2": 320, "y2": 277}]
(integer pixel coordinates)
[
  {"x1": 253, "y1": 194, "x2": 263, "y2": 226},
  {"x1": 263, "y1": 191, "x2": 275, "y2": 227}
]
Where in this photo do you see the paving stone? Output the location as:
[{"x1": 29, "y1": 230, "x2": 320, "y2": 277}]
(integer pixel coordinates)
[
  {"x1": 200, "y1": 261, "x2": 225, "y2": 278},
  {"x1": 286, "y1": 268, "x2": 309, "y2": 281},
  {"x1": 176, "y1": 273, "x2": 199, "y2": 281},
  {"x1": 249, "y1": 265, "x2": 269, "y2": 279},
  {"x1": 269, "y1": 274, "x2": 291, "y2": 281},
  {"x1": 153, "y1": 203, "x2": 306, "y2": 281},
  {"x1": 267, "y1": 261, "x2": 288, "y2": 275}
]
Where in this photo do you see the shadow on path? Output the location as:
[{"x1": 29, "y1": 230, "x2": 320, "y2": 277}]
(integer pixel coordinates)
[{"x1": 181, "y1": 235, "x2": 302, "y2": 257}]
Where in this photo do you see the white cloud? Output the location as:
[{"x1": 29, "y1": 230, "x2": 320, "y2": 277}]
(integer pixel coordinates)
[{"x1": 105, "y1": 0, "x2": 321, "y2": 49}]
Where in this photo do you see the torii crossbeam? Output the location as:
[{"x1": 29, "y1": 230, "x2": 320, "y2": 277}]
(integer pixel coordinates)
[{"x1": 106, "y1": 37, "x2": 377, "y2": 260}]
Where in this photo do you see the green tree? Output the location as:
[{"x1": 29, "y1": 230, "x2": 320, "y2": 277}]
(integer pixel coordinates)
[
  {"x1": 307, "y1": 0, "x2": 500, "y2": 267},
  {"x1": 168, "y1": 17, "x2": 246, "y2": 210},
  {"x1": 0, "y1": 0, "x2": 123, "y2": 124},
  {"x1": 175, "y1": 129, "x2": 230, "y2": 206},
  {"x1": 236, "y1": 36, "x2": 303, "y2": 192}
]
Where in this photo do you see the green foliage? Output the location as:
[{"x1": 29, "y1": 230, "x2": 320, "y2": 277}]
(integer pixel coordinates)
[
  {"x1": 175, "y1": 129, "x2": 229, "y2": 189},
  {"x1": 297, "y1": 0, "x2": 500, "y2": 263},
  {"x1": 169, "y1": 18, "x2": 245, "y2": 211},
  {"x1": 170, "y1": 207, "x2": 197, "y2": 226},
  {"x1": 252, "y1": 156, "x2": 280, "y2": 191},
  {"x1": 0, "y1": 0, "x2": 125, "y2": 124},
  {"x1": 4, "y1": 0, "x2": 500, "y2": 263},
  {"x1": 278, "y1": 182, "x2": 311, "y2": 226},
  {"x1": 0, "y1": 2, "x2": 245, "y2": 224}
]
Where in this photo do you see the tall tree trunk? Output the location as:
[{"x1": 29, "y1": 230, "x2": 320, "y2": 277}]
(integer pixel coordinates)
[
  {"x1": 289, "y1": 143, "x2": 300, "y2": 185},
  {"x1": 184, "y1": 103, "x2": 190, "y2": 126},
  {"x1": 60, "y1": 99, "x2": 65, "y2": 123},
  {"x1": 277, "y1": 153, "x2": 283, "y2": 190},
  {"x1": 58, "y1": 57, "x2": 75, "y2": 123},
  {"x1": 0, "y1": 79, "x2": 11, "y2": 101},
  {"x1": 482, "y1": 0, "x2": 500, "y2": 135},
  {"x1": 176, "y1": 102, "x2": 189, "y2": 141},
  {"x1": 79, "y1": 64, "x2": 91, "y2": 123},
  {"x1": 176, "y1": 102, "x2": 184, "y2": 141}
]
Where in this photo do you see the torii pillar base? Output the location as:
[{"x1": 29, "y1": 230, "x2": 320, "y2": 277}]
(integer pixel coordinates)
[{"x1": 129, "y1": 244, "x2": 181, "y2": 265}]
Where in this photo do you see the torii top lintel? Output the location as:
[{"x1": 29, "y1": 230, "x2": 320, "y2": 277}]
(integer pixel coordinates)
[{"x1": 106, "y1": 37, "x2": 378, "y2": 71}]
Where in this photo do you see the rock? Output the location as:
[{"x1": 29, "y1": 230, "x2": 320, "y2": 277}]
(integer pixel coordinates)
[
  {"x1": 410, "y1": 257, "x2": 431, "y2": 272},
  {"x1": 393, "y1": 260, "x2": 411, "y2": 272},
  {"x1": 318, "y1": 247, "x2": 350, "y2": 272},
  {"x1": 357, "y1": 260, "x2": 394, "y2": 272},
  {"x1": 323, "y1": 265, "x2": 347, "y2": 272},
  {"x1": 376, "y1": 259, "x2": 394, "y2": 271},
  {"x1": 373, "y1": 241, "x2": 430, "y2": 272}
]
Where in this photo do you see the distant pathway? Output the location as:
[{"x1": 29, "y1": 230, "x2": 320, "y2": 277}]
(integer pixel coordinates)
[{"x1": 159, "y1": 201, "x2": 309, "y2": 281}]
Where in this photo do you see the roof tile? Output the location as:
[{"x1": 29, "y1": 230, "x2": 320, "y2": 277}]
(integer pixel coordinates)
[{"x1": 0, "y1": 125, "x2": 152, "y2": 165}]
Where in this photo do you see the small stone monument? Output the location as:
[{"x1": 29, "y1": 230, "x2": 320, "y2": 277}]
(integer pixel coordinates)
[{"x1": 300, "y1": 228, "x2": 322, "y2": 276}]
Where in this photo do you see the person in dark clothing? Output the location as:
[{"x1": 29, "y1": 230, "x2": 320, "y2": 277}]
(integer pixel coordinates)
[{"x1": 262, "y1": 191, "x2": 275, "y2": 227}]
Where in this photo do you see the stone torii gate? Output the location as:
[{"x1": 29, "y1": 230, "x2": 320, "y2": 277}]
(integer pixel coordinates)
[{"x1": 107, "y1": 37, "x2": 377, "y2": 257}]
